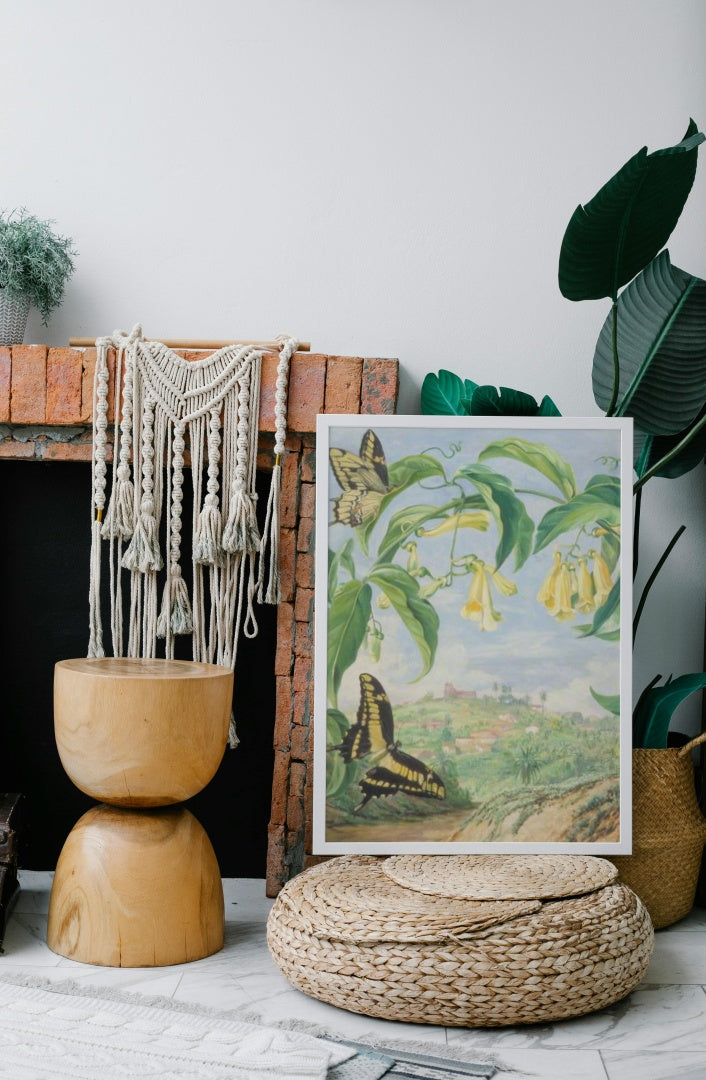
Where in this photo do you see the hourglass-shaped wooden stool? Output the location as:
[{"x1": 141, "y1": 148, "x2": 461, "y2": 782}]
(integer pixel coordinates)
[{"x1": 47, "y1": 658, "x2": 233, "y2": 967}]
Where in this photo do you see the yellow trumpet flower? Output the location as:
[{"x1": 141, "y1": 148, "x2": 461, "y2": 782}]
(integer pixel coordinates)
[
  {"x1": 575, "y1": 556, "x2": 595, "y2": 613},
  {"x1": 589, "y1": 549, "x2": 614, "y2": 606},
  {"x1": 537, "y1": 551, "x2": 574, "y2": 620},
  {"x1": 461, "y1": 563, "x2": 502, "y2": 632},
  {"x1": 482, "y1": 563, "x2": 518, "y2": 597},
  {"x1": 403, "y1": 540, "x2": 420, "y2": 576},
  {"x1": 537, "y1": 551, "x2": 562, "y2": 609},
  {"x1": 417, "y1": 511, "x2": 491, "y2": 537}
]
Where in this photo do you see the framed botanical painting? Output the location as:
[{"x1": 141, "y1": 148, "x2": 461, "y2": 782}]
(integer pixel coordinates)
[{"x1": 313, "y1": 415, "x2": 632, "y2": 854}]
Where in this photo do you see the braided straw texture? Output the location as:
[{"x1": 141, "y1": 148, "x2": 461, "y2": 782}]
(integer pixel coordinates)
[
  {"x1": 267, "y1": 855, "x2": 653, "y2": 1027},
  {"x1": 0, "y1": 290, "x2": 29, "y2": 346},
  {"x1": 382, "y1": 853, "x2": 618, "y2": 900},
  {"x1": 273, "y1": 857, "x2": 540, "y2": 943},
  {"x1": 611, "y1": 742, "x2": 706, "y2": 929}
]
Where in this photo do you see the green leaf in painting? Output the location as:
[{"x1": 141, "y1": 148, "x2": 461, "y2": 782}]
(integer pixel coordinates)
[
  {"x1": 534, "y1": 490, "x2": 620, "y2": 552},
  {"x1": 326, "y1": 708, "x2": 353, "y2": 797},
  {"x1": 592, "y1": 252, "x2": 706, "y2": 434},
  {"x1": 327, "y1": 580, "x2": 372, "y2": 707},
  {"x1": 590, "y1": 687, "x2": 621, "y2": 716},
  {"x1": 357, "y1": 453, "x2": 447, "y2": 553},
  {"x1": 368, "y1": 564, "x2": 439, "y2": 680},
  {"x1": 454, "y1": 463, "x2": 534, "y2": 570},
  {"x1": 479, "y1": 437, "x2": 577, "y2": 499},
  {"x1": 421, "y1": 370, "x2": 477, "y2": 414},
  {"x1": 374, "y1": 500, "x2": 470, "y2": 564},
  {"x1": 469, "y1": 384, "x2": 561, "y2": 418},
  {"x1": 328, "y1": 540, "x2": 356, "y2": 601},
  {"x1": 634, "y1": 672, "x2": 706, "y2": 749},
  {"x1": 559, "y1": 120, "x2": 704, "y2": 301}
]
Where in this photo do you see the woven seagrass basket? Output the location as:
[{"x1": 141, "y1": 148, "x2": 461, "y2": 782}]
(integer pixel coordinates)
[
  {"x1": 0, "y1": 290, "x2": 29, "y2": 346},
  {"x1": 610, "y1": 732, "x2": 706, "y2": 930},
  {"x1": 267, "y1": 854, "x2": 654, "y2": 1027}
]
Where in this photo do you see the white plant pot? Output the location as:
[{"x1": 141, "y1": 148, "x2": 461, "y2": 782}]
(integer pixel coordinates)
[{"x1": 0, "y1": 290, "x2": 30, "y2": 346}]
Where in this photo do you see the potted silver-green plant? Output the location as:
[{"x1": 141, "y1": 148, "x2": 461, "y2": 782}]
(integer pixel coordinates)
[{"x1": 0, "y1": 209, "x2": 76, "y2": 345}]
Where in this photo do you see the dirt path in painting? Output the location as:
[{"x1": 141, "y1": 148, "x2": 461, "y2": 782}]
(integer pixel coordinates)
[{"x1": 326, "y1": 777, "x2": 619, "y2": 844}]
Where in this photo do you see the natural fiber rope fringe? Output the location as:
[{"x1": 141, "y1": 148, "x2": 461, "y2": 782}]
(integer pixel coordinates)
[{"x1": 88, "y1": 325, "x2": 297, "y2": 744}]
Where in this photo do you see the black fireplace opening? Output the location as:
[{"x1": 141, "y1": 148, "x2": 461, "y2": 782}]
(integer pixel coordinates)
[{"x1": 0, "y1": 459, "x2": 276, "y2": 878}]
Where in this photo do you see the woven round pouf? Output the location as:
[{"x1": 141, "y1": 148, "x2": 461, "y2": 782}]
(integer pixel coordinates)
[{"x1": 267, "y1": 855, "x2": 654, "y2": 1027}]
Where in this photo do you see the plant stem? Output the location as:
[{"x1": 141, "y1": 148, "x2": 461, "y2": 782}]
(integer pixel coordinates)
[
  {"x1": 514, "y1": 487, "x2": 565, "y2": 504},
  {"x1": 606, "y1": 302, "x2": 620, "y2": 416},
  {"x1": 633, "y1": 525, "x2": 686, "y2": 642},
  {"x1": 633, "y1": 409, "x2": 706, "y2": 492},
  {"x1": 632, "y1": 487, "x2": 642, "y2": 580}
]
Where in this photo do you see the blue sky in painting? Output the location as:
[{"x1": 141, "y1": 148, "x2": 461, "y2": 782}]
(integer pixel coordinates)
[{"x1": 327, "y1": 423, "x2": 624, "y2": 718}]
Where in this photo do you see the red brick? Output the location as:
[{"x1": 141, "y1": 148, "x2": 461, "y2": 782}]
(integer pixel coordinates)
[
  {"x1": 292, "y1": 689, "x2": 310, "y2": 727},
  {"x1": 293, "y1": 656, "x2": 312, "y2": 694},
  {"x1": 303, "y1": 854, "x2": 331, "y2": 871},
  {"x1": 290, "y1": 724, "x2": 308, "y2": 762},
  {"x1": 289, "y1": 761, "x2": 306, "y2": 801},
  {"x1": 361, "y1": 358, "x2": 399, "y2": 415},
  {"x1": 297, "y1": 516, "x2": 314, "y2": 554},
  {"x1": 46, "y1": 348, "x2": 83, "y2": 424},
  {"x1": 284, "y1": 433, "x2": 302, "y2": 453},
  {"x1": 269, "y1": 751, "x2": 290, "y2": 826},
  {"x1": 80, "y1": 348, "x2": 96, "y2": 421},
  {"x1": 324, "y1": 356, "x2": 363, "y2": 413},
  {"x1": 0, "y1": 348, "x2": 10, "y2": 422},
  {"x1": 288, "y1": 355, "x2": 326, "y2": 433},
  {"x1": 0, "y1": 439, "x2": 35, "y2": 458},
  {"x1": 299, "y1": 482, "x2": 316, "y2": 520},
  {"x1": 294, "y1": 587, "x2": 314, "y2": 623},
  {"x1": 279, "y1": 528, "x2": 297, "y2": 603},
  {"x1": 273, "y1": 676, "x2": 293, "y2": 750},
  {"x1": 265, "y1": 824, "x2": 286, "y2": 897},
  {"x1": 287, "y1": 793, "x2": 305, "y2": 835},
  {"x1": 295, "y1": 620, "x2": 312, "y2": 660},
  {"x1": 41, "y1": 441, "x2": 96, "y2": 462},
  {"x1": 300, "y1": 444, "x2": 316, "y2": 483},
  {"x1": 280, "y1": 450, "x2": 300, "y2": 529},
  {"x1": 274, "y1": 602, "x2": 295, "y2": 676},
  {"x1": 11, "y1": 345, "x2": 46, "y2": 423},
  {"x1": 295, "y1": 552, "x2": 314, "y2": 590}
]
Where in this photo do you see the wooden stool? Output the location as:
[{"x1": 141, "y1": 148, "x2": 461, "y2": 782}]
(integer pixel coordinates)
[{"x1": 47, "y1": 658, "x2": 233, "y2": 967}]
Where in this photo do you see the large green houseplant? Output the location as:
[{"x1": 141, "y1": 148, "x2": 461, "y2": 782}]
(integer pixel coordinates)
[
  {"x1": 0, "y1": 209, "x2": 75, "y2": 345},
  {"x1": 422, "y1": 120, "x2": 706, "y2": 751}
]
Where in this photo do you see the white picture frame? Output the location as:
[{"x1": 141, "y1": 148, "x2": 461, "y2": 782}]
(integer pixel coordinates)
[{"x1": 313, "y1": 414, "x2": 632, "y2": 855}]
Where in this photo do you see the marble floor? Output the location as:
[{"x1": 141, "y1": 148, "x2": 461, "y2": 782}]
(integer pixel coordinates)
[{"x1": 2, "y1": 872, "x2": 706, "y2": 1079}]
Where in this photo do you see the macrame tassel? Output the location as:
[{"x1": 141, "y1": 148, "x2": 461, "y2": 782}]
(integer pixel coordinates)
[
  {"x1": 157, "y1": 569, "x2": 194, "y2": 637},
  {"x1": 194, "y1": 495, "x2": 224, "y2": 566},
  {"x1": 122, "y1": 498, "x2": 163, "y2": 573},
  {"x1": 101, "y1": 467, "x2": 135, "y2": 540},
  {"x1": 257, "y1": 460, "x2": 282, "y2": 604},
  {"x1": 87, "y1": 518, "x2": 105, "y2": 657},
  {"x1": 222, "y1": 488, "x2": 260, "y2": 554}
]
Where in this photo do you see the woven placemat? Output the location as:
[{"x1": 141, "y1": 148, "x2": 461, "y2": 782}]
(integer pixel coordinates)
[
  {"x1": 277, "y1": 856, "x2": 540, "y2": 942},
  {"x1": 382, "y1": 853, "x2": 618, "y2": 899}
]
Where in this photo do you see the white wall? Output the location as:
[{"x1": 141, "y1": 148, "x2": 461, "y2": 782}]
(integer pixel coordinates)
[{"x1": 3, "y1": 0, "x2": 705, "y2": 726}]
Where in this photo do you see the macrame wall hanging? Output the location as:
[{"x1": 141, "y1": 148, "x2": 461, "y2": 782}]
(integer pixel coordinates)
[{"x1": 88, "y1": 325, "x2": 297, "y2": 745}]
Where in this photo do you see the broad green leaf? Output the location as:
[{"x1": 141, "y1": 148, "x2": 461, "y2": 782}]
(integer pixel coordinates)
[
  {"x1": 589, "y1": 578, "x2": 620, "y2": 636},
  {"x1": 374, "y1": 500, "x2": 469, "y2": 564},
  {"x1": 534, "y1": 491, "x2": 620, "y2": 552},
  {"x1": 634, "y1": 407, "x2": 706, "y2": 479},
  {"x1": 326, "y1": 708, "x2": 353, "y2": 797},
  {"x1": 559, "y1": 120, "x2": 704, "y2": 301},
  {"x1": 479, "y1": 437, "x2": 577, "y2": 499},
  {"x1": 634, "y1": 672, "x2": 706, "y2": 749},
  {"x1": 421, "y1": 370, "x2": 477, "y2": 414},
  {"x1": 327, "y1": 580, "x2": 371, "y2": 707},
  {"x1": 455, "y1": 463, "x2": 534, "y2": 569},
  {"x1": 470, "y1": 384, "x2": 561, "y2": 418},
  {"x1": 328, "y1": 540, "x2": 355, "y2": 601},
  {"x1": 590, "y1": 687, "x2": 621, "y2": 716},
  {"x1": 593, "y1": 252, "x2": 706, "y2": 433},
  {"x1": 357, "y1": 453, "x2": 448, "y2": 554},
  {"x1": 368, "y1": 564, "x2": 439, "y2": 679}
]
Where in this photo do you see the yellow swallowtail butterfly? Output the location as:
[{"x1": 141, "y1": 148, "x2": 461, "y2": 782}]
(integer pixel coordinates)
[
  {"x1": 329, "y1": 429, "x2": 389, "y2": 527},
  {"x1": 330, "y1": 673, "x2": 446, "y2": 813}
]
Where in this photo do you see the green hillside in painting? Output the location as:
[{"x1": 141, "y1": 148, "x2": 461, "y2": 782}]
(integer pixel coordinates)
[{"x1": 326, "y1": 686, "x2": 620, "y2": 844}]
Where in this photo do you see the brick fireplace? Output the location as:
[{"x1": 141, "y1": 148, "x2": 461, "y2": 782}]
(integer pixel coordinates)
[{"x1": 0, "y1": 343, "x2": 399, "y2": 895}]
